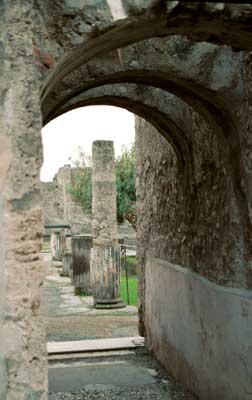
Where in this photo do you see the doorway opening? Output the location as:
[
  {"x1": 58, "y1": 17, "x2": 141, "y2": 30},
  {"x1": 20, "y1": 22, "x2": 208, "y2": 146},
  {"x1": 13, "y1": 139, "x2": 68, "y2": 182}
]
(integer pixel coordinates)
[{"x1": 40, "y1": 105, "x2": 139, "y2": 345}]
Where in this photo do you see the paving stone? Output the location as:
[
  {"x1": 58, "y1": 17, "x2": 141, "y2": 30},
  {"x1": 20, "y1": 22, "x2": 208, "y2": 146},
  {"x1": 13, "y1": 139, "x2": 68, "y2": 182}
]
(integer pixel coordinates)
[{"x1": 48, "y1": 348, "x2": 196, "y2": 400}]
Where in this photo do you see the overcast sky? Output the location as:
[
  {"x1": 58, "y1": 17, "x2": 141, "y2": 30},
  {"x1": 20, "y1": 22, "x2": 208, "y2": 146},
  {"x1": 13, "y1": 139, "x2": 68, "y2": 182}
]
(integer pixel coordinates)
[{"x1": 40, "y1": 106, "x2": 135, "y2": 182}]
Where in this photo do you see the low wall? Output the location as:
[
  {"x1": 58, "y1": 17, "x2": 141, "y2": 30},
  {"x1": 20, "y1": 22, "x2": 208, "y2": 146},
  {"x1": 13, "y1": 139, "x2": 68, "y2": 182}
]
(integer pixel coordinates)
[{"x1": 145, "y1": 256, "x2": 252, "y2": 400}]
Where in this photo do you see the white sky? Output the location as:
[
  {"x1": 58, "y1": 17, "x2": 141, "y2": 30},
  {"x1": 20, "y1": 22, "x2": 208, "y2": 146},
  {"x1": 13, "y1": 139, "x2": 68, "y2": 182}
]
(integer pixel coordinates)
[{"x1": 40, "y1": 106, "x2": 135, "y2": 182}]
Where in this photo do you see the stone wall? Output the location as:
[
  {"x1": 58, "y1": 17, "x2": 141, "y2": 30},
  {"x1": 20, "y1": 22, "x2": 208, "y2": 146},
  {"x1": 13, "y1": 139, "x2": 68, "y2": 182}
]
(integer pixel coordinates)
[
  {"x1": 145, "y1": 256, "x2": 252, "y2": 400},
  {"x1": 136, "y1": 113, "x2": 252, "y2": 290},
  {"x1": 41, "y1": 165, "x2": 92, "y2": 233},
  {"x1": 136, "y1": 115, "x2": 252, "y2": 399}
]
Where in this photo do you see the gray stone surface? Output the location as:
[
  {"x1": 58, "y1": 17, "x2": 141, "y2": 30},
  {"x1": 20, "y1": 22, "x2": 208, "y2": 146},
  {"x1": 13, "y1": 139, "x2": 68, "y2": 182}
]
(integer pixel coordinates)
[
  {"x1": 49, "y1": 360, "x2": 156, "y2": 391},
  {"x1": 48, "y1": 348, "x2": 196, "y2": 399},
  {"x1": 145, "y1": 256, "x2": 252, "y2": 400}
]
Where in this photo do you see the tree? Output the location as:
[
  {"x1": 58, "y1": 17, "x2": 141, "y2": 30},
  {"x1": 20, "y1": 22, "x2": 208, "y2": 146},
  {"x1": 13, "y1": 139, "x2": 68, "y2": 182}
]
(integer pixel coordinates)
[
  {"x1": 115, "y1": 144, "x2": 136, "y2": 228},
  {"x1": 68, "y1": 147, "x2": 92, "y2": 215},
  {"x1": 68, "y1": 143, "x2": 136, "y2": 228}
]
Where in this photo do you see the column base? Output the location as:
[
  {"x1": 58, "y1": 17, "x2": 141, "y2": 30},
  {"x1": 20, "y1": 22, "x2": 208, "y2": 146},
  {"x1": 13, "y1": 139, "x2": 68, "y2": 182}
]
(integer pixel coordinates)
[{"x1": 94, "y1": 298, "x2": 126, "y2": 309}]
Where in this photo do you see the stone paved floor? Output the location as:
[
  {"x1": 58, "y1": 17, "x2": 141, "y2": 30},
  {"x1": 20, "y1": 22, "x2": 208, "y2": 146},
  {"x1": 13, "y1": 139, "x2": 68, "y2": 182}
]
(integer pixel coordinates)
[
  {"x1": 48, "y1": 348, "x2": 197, "y2": 400},
  {"x1": 42, "y1": 253, "x2": 197, "y2": 399},
  {"x1": 40, "y1": 253, "x2": 138, "y2": 342}
]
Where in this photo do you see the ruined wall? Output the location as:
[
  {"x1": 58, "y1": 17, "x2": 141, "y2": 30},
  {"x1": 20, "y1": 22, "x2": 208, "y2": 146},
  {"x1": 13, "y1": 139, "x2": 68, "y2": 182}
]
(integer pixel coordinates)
[
  {"x1": 136, "y1": 114, "x2": 252, "y2": 399},
  {"x1": 41, "y1": 181, "x2": 63, "y2": 225},
  {"x1": 136, "y1": 110, "x2": 252, "y2": 291},
  {"x1": 41, "y1": 165, "x2": 92, "y2": 233}
]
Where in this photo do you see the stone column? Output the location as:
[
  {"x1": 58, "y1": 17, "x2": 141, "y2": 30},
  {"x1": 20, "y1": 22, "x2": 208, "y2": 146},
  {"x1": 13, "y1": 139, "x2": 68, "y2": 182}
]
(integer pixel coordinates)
[
  {"x1": 91, "y1": 140, "x2": 125, "y2": 309},
  {"x1": 0, "y1": 3, "x2": 47, "y2": 398},
  {"x1": 72, "y1": 234, "x2": 93, "y2": 295},
  {"x1": 56, "y1": 165, "x2": 73, "y2": 221},
  {"x1": 62, "y1": 251, "x2": 73, "y2": 277},
  {"x1": 65, "y1": 233, "x2": 72, "y2": 251},
  {"x1": 50, "y1": 230, "x2": 66, "y2": 261}
]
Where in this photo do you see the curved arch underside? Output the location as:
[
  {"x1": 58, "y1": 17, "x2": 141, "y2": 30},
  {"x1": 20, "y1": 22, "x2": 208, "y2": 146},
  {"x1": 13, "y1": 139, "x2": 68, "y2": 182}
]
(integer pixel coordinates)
[
  {"x1": 45, "y1": 83, "x2": 195, "y2": 169},
  {"x1": 41, "y1": 1, "x2": 252, "y2": 101},
  {"x1": 41, "y1": 34, "x2": 244, "y2": 193}
]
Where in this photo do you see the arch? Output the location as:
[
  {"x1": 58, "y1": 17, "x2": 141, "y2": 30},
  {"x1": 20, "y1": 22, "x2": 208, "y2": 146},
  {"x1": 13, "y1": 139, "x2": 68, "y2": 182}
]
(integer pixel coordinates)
[
  {"x1": 40, "y1": 20, "x2": 252, "y2": 280},
  {"x1": 41, "y1": 34, "x2": 246, "y2": 205},
  {"x1": 42, "y1": 36, "x2": 243, "y2": 162},
  {"x1": 44, "y1": 84, "x2": 195, "y2": 172},
  {"x1": 41, "y1": 2, "x2": 252, "y2": 101}
]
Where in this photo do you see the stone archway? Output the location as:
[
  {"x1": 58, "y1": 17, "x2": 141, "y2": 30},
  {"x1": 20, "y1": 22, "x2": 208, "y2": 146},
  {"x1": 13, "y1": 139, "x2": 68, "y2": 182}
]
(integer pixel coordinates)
[
  {"x1": 41, "y1": 30, "x2": 252, "y2": 289},
  {"x1": 2, "y1": 2, "x2": 252, "y2": 399}
]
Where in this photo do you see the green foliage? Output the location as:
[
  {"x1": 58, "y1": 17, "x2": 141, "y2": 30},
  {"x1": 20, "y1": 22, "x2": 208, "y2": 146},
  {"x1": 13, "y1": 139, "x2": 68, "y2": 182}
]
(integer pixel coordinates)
[
  {"x1": 68, "y1": 147, "x2": 92, "y2": 215},
  {"x1": 120, "y1": 273, "x2": 138, "y2": 306},
  {"x1": 68, "y1": 143, "x2": 136, "y2": 227},
  {"x1": 115, "y1": 144, "x2": 136, "y2": 228},
  {"x1": 122, "y1": 255, "x2": 138, "y2": 276}
]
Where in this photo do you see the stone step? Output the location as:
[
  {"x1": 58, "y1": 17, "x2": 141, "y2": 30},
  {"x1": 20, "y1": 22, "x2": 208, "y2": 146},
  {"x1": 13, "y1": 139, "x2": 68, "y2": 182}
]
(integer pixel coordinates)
[
  {"x1": 48, "y1": 349, "x2": 135, "y2": 361},
  {"x1": 47, "y1": 336, "x2": 145, "y2": 355}
]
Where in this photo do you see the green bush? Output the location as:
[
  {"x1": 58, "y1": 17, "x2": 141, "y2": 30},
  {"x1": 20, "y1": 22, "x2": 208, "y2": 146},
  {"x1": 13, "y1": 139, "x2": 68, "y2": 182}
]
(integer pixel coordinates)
[{"x1": 122, "y1": 255, "x2": 138, "y2": 276}]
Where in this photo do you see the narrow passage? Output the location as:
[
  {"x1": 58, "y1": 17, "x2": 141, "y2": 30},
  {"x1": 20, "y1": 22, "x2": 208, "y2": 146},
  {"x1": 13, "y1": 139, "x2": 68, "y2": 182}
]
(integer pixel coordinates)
[{"x1": 41, "y1": 254, "x2": 196, "y2": 399}]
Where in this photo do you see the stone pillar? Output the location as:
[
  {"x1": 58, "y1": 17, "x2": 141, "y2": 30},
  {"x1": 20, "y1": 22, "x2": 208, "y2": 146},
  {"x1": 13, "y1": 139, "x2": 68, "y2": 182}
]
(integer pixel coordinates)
[
  {"x1": 56, "y1": 165, "x2": 73, "y2": 221},
  {"x1": 50, "y1": 230, "x2": 66, "y2": 261},
  {"x1": 62, "y1": 250, "x2": 73, "y2": 277},
  {"x1": 65, "y1": 234, "x2": 72, "y2": 251},
  {"x1": 91, "y1": 140, "x2": 125, "y2": 309},
  {"x1": 72, "y1": 234, "x2": 93, "y2": 295},
  {"x1": 0, "y1": 3, "x2": 47, "y2": 398}
]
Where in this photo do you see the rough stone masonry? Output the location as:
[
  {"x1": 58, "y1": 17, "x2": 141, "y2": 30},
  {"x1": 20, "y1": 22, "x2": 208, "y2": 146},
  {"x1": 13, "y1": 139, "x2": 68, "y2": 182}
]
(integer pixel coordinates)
[{"x1": 91, "y1": 140, "x2": 124, "y2": 309}]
